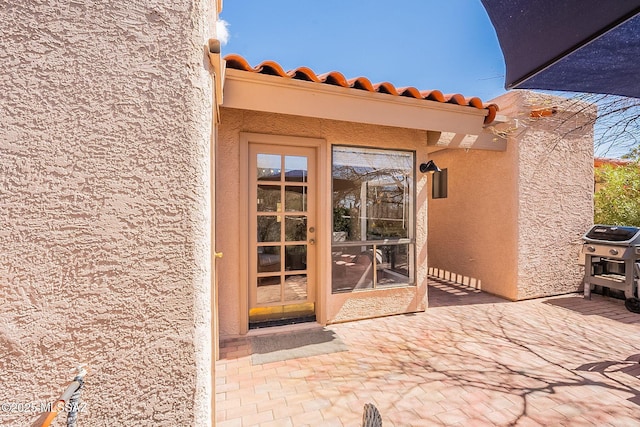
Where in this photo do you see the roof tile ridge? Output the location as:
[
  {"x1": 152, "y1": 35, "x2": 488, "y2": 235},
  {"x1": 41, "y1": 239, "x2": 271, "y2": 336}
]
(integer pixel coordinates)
[
  {"x1": 223, "y1": 54, "x2": 254, "y2": 71},
  {"x1": 420, "y1": 90, "x2": 446, "y2": 103},
  {"x1": 396, "y1": 87, "x2": 422, "y2": 99},
  {"x1": 373, "y1": 82, "x2": 399, "y2": 95},
  {"x1": 347, "y1": 76, "x2": 375, "y2": 92},
  {"x1": 256, "y1": 60, "x2": 289, "y2": 78},
  {"x1": 466, "y1": 97, "x2": 484, "y2": 109},
  {"x1": 287, "y1": 66, "x2": 321, "y2": 82},
  {"x1": 318, "y1": 71, "x2": 349, "y2": 87},
  {"x1": 443, "y1": 93, "x2": 467, "y2": 105},
  {"x1": 484, "y1": 103, "x2": 499, "y2": 124}
]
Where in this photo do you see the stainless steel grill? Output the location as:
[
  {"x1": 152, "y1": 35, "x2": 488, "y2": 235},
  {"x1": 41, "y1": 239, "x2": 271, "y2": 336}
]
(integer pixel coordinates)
[{"x1": 582, "y1": 225, "x2": 640, "y2": 304}]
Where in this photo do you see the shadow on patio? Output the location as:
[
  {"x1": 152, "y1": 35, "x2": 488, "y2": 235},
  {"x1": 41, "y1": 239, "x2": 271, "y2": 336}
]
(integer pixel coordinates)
[
  {"x1": 427, "y1": 274, "x2": 508, "y2": 308},
  {"x1": 217, "y1": 288, "x2": 640, "y2": 426},
  {"x1": 544, "y1": 294, "x2": 640, "y2": 325}
]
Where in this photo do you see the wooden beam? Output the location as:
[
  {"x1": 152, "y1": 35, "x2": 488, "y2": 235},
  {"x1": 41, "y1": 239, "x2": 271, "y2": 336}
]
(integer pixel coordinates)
[{"x1": 427, "y1": 131, "x2": 507, "y2": 151}]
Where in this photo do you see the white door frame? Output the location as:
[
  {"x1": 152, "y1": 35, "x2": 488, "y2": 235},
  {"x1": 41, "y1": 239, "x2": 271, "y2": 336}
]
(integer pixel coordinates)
[{"x1": 239, "y1": 133, "x2": 328, "y2": 334}]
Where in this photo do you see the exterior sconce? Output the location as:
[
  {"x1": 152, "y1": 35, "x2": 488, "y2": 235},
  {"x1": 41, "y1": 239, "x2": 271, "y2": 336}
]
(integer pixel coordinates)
[{"x1": 419, "y1": 160, "x2": 441, "y2": 174}]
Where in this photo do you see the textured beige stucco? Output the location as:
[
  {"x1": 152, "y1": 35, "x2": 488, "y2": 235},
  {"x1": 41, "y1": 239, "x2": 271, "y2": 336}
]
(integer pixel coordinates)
[
  {"x1": 503, "y1": 91, "x2": 595, "y2": 299},
  {"x1": 427, "y1": 139, "x2": 520, "y2": 299},
  {"x1": 1, "y1": 1, "x2": 215, "y2": 425},
  {"x1": 217, "y1": 108, "x2": 429, "y2": 337},
  {"x1": 428, "y1": 90, "x2": 594, "y2": 300},
  {"x1": 328, "y1": 286, "x2": 422, "y2": 324}
]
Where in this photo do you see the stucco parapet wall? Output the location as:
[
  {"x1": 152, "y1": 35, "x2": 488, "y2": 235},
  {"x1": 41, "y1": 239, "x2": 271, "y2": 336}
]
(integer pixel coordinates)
[
  {"x1": 491, "y1": 90, "x2": 595, "y2": 300},
  {"x1": 490, "y1": 90, "x2": 598, "y2": 134},
  {"x1": 427, "y1": 89, "x2": 595, "y2": 301},
  {"x1": 222, "y1": 68, "x2": 489, "y2": 136}
]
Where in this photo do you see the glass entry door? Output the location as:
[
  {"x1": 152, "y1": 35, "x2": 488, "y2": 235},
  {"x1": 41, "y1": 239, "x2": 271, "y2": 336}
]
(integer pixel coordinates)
[{"x1": 248, "y1": 144, "x2": 316, "y2": 327}]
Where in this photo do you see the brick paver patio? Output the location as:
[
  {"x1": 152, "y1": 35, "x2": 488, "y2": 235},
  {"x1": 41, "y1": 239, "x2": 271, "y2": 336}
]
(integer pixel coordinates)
[{"x1": 216, "y1": 278, "x2": 640, "y2": 426}]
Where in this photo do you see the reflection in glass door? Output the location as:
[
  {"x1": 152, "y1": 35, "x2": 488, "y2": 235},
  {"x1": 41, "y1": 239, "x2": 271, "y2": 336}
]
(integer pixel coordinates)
[{"x1": 249, "y1": 144, "x2": 316, "y2": 327}]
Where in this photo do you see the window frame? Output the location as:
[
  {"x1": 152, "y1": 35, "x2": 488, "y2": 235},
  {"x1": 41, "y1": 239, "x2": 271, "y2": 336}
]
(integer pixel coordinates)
[{"x1": 330, "y1": 145, "x2": 416, "y2": 293}]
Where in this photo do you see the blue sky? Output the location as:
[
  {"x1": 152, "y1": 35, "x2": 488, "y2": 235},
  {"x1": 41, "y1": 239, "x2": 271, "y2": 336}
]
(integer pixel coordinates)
[
  {"x1": 218, "y1": 0, "x2": 507, "y2": 102},
  {"x1": 218, "y1": 1, "x2": 636, "y2": 158}
]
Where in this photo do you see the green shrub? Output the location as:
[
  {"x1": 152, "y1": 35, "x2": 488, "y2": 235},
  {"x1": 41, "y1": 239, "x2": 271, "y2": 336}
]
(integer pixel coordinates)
[{"x1": 595, "y1": 161, "x2": 640, "y2": 226}]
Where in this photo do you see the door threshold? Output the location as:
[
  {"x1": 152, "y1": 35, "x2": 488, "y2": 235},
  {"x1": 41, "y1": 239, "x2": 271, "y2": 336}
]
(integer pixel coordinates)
[{"x1": 249, "y1": 315, "x2": 316, "y2": 331}]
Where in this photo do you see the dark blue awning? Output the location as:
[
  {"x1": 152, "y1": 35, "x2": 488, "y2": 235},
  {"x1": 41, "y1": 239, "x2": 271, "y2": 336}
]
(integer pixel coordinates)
[{"x1": 480, "y1": 0, "x2": 640, "y2": 98}]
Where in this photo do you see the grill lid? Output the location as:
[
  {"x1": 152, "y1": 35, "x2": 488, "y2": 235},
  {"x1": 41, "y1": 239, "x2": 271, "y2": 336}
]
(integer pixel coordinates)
[{"x1": 583, "y1": 224, "x2": 640, "y2": 244}]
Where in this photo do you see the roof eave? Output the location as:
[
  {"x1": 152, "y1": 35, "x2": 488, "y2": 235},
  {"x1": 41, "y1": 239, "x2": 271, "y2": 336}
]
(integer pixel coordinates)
[{"x1": 222, "y1": 69, "x2": 489, "y2": 136}]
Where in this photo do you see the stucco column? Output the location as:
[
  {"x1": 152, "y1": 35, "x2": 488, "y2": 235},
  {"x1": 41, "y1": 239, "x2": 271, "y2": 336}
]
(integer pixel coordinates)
[
  {"x1": 0, "y1": 1, "x2": 214, "y2": 425},
  {"x1": 496, "y1": 90, "x2": 595, "y2": 299}
]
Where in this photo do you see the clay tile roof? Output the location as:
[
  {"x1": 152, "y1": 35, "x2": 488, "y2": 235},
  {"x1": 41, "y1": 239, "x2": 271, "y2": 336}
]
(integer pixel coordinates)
[
  {"x1": 421, "y1": 90, "x2": 446, "y2": 103},
  {"x1": 397, "y1": 87, "x2": 422, "y2": 98},
  {"x1": 594, "y1": 157, "x2": 632, "y2": 168},
  {"x1": 348, "y1": 77, "x2": 374, "y2": 92},
  {"x1": 257, "y1": 60, "x2": 288, "y2": 77},
  {"x1": 287, "y1": 67, "x2": 320, "y2": 82},
  {"x1": 372, "y1": 82, "x2": 398, "y2": 95},
  {"x1": 224, "y1": 54, "x2": 499, "y2": 124},
  {"x1": 318, "y1": 71, "x2": 349, "y2": 87}
]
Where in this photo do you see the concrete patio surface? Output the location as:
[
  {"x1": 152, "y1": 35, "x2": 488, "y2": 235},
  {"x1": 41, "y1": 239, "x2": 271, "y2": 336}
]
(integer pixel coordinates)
[{"x1": 216, "y1": 278, "x2": 640, "y2": 426}]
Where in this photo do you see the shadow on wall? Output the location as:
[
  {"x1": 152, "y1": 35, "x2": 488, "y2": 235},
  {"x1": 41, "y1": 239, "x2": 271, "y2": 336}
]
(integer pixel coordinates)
[{"x1": 428, "y1": 267, "x2": 482, "y2": 290}]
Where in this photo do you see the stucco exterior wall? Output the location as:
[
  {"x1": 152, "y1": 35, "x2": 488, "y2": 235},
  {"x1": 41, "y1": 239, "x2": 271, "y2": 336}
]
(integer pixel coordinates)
[
  {"x1": 499, "y1": 91, "x2": 595, "y2": 299},
  {"x1": 427, "y1": 90, "x2": 594, "y2": 300},
  {"x1": 427, "y1": 141, "x2": 520, "y2": 299},
  {"x1": 1, "y1": 1, "x2": 214, "y2": 425},
  {"x1": 217, "y1": 108, "x2": 429, "y2": 337}
]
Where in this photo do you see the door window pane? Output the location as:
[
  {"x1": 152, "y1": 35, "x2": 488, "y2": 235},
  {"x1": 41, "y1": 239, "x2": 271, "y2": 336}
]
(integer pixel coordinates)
[
  {"x1": 257, "y1": 154, "x2": 281, "y2": 181},
  {"x1": 285, "y1": 156, "x2": 307, "y2": 182},
  {"x1": 285, "y1": 245, "x2": 307, "y2": 271},
  {"x1": 258, "y1": 246, "x2": 280, "y2": 273},
  {"x1": 257, "y1": 185, "x2": 280, "y2": 212},
  {"x1": 284, "y1": 274, "x2": 307, "y2": 301},
  {"x1": 257, "y1": 276, "x2": 281, "y2": 304},
  {"x1": 285, "y1": 216, "x2": 307, "y2": 242},
  {"x1": 285, "y1": 185, "x2": 306, "y2": 212},
  {"x1": 257, "y1": 216, "x2": 280, "y2": 242}
]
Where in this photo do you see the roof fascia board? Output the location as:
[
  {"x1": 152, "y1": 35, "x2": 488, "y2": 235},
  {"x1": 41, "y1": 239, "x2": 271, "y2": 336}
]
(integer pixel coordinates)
[{"x1": 222, "y1": 69, "x2": 488, "y2": 135}]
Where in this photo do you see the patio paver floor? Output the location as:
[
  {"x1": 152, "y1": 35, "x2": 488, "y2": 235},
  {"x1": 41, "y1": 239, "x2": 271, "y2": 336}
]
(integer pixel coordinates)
[{"x1": 216, "y1": 278, "x2": 640, "y2": 426}]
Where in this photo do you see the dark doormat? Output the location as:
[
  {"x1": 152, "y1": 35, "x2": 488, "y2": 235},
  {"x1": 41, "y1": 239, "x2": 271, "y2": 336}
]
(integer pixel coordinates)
[
  {"x1": 249, "y1": 315, "x2": 317, "y2": 330},
  {"x1": 250, "y1": 327, "x2": 348, "y2": 365}
]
